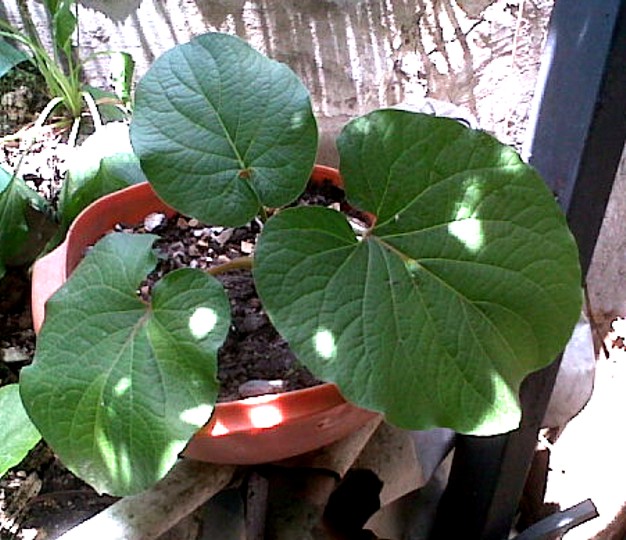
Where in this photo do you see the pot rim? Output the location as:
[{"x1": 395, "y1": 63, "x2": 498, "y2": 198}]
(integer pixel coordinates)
[{"x1": 30, "y1": 164, "x2": 379, "y2": 463}]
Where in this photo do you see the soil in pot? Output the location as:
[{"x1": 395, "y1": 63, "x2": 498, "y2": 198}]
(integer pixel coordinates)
[{"x1": 115, "y1": 177, "x2": 370, "y2": 403}]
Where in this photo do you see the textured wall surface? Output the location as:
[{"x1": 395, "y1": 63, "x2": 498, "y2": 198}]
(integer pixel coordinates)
[
  {"x1": 5, "y1": 0, "x2": 626, "y2": 324},
  {"x1": 587, "y1": 148, "x2": 626, "y2": 328},
  {"x1": 2, "y1": 0, "x2": 553, "y2": 147}
]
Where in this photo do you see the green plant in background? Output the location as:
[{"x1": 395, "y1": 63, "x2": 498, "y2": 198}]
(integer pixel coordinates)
[
  {"x1": 0, "y1": 0, "x2": 134, "y2": 138},
  {"x1": 0, "y1": 163, "x2": 54, "y2": 281},
  {"x1": 0, "y1": 121, "x2": 147, "y2": 282},
  {"x1": 0, "y1": 1, "x2": 141, "y2": 283},
  {"x1": 0, "y1": 122, "x2": 145, "y2": 478},
  {"x1": 15, "y1": 33, "x2": 582, "y2": 496}
]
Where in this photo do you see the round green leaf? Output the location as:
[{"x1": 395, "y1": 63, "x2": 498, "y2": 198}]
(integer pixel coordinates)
[
  {"x1": 20, "y1": 233, "x2": 230, "y2": 495},
  {"x1": 131, "y1": 32, "x2": 318, "y2": 227},
  {"x1": 0, "y1": 384, "x2": 41, "y2": 478},
  {"x1": 255, "y1": 110, "x2": 582, "y2": 436}
]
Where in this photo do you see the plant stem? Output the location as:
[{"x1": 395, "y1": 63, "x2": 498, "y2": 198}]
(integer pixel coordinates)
[
  {"x1": 207, "y1": 256, "x2": 253, "y2": 276},
  {"x1": 259, "y1": 206, "x2": 269, "y2": 222}
]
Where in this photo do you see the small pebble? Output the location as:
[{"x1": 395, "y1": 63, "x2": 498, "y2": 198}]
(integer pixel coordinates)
[
  {"x1": 239, "y1": 379, "x2": 285, "y2": 398},
  {"x1": 2, "y1": 346, "x2": 30, "y2": 363},
  {"x1": 143, "y1": 212, "x2": 166, "y2": 232},
  {"x1": 215, "y1": 228, "x2": 234, "y2": 245},
  {"x1": 241, "y1": 313, "x2": 266, "y2": 333}
]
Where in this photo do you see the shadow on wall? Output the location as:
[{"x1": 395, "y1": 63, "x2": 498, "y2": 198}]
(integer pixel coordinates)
[
  {"x1": 129, "y1": 1, "x2": 547, "y2": 142},
  {"x1": 78, "y1": 0, "x2": 142, "y2": 23},
  {"x1": 3, "y1": 0, "x2": 552, "y2": 142}
]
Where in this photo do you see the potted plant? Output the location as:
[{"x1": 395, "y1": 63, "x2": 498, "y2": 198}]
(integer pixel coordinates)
[
  {"x1": 30, "y1": 165, "x2": 379, "y2": 468},
  {"x1": 24, "y1": 32, "x2": 582, "y2": 497}
]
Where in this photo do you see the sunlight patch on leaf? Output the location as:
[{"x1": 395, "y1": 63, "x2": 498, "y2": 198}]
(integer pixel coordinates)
[
  {"x1": 180, "y1": 404, "x2": 214, "y2": 428},
  {"x1": 188, "y1": 307, "x2": 218, "y2": 339},
  {"x1": 95, "y1": 426, "x2": 119, "y2": 476},
  {"x1": 448, "y1": 218, "x2": 484, "y2": 253},
  {"x1": 470, "y1": 369, "x2": 521, "y2": 435},
  {"x1": 113, "y1": 377, "x2": 131, "y2": 397},
  {"x1": 448, "y1": 182, "x2": 485, "y2": 253},
  {"x1": 313, "y1": 328, "x2": 337, "y2": 360}
]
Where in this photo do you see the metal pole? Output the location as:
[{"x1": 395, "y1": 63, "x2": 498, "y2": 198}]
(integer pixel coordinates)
[{"x1": 430, "y1": 1, "x2": 626, "y2": 537}]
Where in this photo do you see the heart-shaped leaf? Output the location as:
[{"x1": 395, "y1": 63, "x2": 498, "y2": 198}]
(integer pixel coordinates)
[
  {"x1": 255, "y1": 110, "x2": 582, "y2": 435},
  {"x1": 20, "y1": 233, "x2": 230, "y2": 495},
  {"x1": 0, "y1": 384, "x2": 41, "y2": 479},
  {"x1": 131, "y1": 32, "x2": 318, "y2": 227}
]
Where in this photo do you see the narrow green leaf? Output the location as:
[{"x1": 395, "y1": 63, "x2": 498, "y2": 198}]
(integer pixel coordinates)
[
  {"x1": 43, "y1": 0, "x2": 60, "y2": 15},
  {"x1": 51, "y1": 0, "x2": 76, "y2": 55},
  {"x1": 20, "y1": 233, "x2": 231, "y2": 495},
  {"x1": 0, "y1": 385, "x2": 41, "y2": 478},
  {"x1": 255, "y1": 110, "x2": 582, "y2": 436},
  {"x1": 0, "y1": 38, "x2": 29, "y2": 78},
  {"x1": 131, "y1": 32, "x2": 318, "y2": 227},
  {"x1": 83, "y1": 85, "x2": 128, "y2": 122},
  {"x1": 110, "y1": 52, "x2": 135, "y2": 105},
  {"x1": 59, "y1": 122, "x2": 147, "y2": 227}
]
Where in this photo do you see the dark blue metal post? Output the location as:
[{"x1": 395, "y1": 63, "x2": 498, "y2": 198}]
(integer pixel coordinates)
[{"x1": 430, "y1": 1, "x2": 626, "y2": 538}]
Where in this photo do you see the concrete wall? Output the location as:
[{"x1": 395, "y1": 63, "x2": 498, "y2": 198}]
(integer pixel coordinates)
[
  {"x1": 587, "y1": 147, "x2": 626, "y2": 332},
  {"x1": 1, "y1": 0, "x2": 553, "y2": 147},
  {"x1": 5, "y1": 0, "x2": 626, "y2": 331}
]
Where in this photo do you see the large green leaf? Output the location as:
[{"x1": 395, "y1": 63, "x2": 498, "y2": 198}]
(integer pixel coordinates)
[
  {"x1": 0, "y1": 385, "x2": 41, "y2": 479},
  {"x1": 0, "y1": 38, "x2": 29, "y2": 78},
  {"x1": 20, "y1": 233, "x2": 231, "y2": 495},
  {"x1": 59, "y1": 122, "x2": 147, "y2": 228},
  {"x1": 255, "y1": 110, "x2": 582, "y2": 435},
  {"x1": 0, "y1": 166, "x2": 53, "y2": 277},
  {"x1": 131, "y1": 32, "x2": 318, "y2": 227}
]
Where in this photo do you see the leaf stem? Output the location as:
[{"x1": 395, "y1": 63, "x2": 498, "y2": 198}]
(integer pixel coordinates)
[
  {"x1": 207, "y1": 256, "x2": 253, "y2": 276},
  {"x1": 258, "y1": 206, "x2": 269, "y2": 223}
]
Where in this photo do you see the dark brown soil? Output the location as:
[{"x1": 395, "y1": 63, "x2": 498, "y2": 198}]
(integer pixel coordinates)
[
  {"x1": 1, "y1": 274, "x2": 111, "y2": 540},
  {"x1": 0, "y1": 176, "x2": 369, "y2": 538},
  {"x1": 117, "y1": 178, "x2": 366, "y2": 402},
  {"x1": 120, "y1": 211, "x2": 322, "y2": 402}
]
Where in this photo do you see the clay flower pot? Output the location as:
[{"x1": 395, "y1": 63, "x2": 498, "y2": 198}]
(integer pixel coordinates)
[{"x1": 31, "y1": 165, "x2": 379, "y2": 465}]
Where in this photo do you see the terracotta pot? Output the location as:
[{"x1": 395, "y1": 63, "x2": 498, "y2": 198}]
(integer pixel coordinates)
[{"x1": 31, "y1": 165, "x2": 379, "y2": 465}]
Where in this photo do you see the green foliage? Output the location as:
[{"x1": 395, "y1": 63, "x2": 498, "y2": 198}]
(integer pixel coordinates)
[
  {"x1": 0, "y1": 0, "x2": 132, "y2": 125},
  {"x1": 0, "y1": 122, "x2": 142, "y2": 274},
  {"x1": 0, "y1": 38, "x2": 28, "y2": 78},
  {"x1": 131, "y1": 33, "x2": 317, "y2": 227},
  {"x1": 0, "y1": 385, "x2": 41, "y2": 478},
  {"x1": 59, "y1": 122, "x2": 147, "y2": 229},
  {"x1": 20, "y1": 233, "x2": 231, "y2": 495},
  {"x1": 24, "y1": 32, "x2": 582, "y2": 494},
  {"x1": 0, "y1": 165, "x2": 53, "y2": 279},
  {"x1": 256, "y1": 111, "x2": 581, "y2": 434}
]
